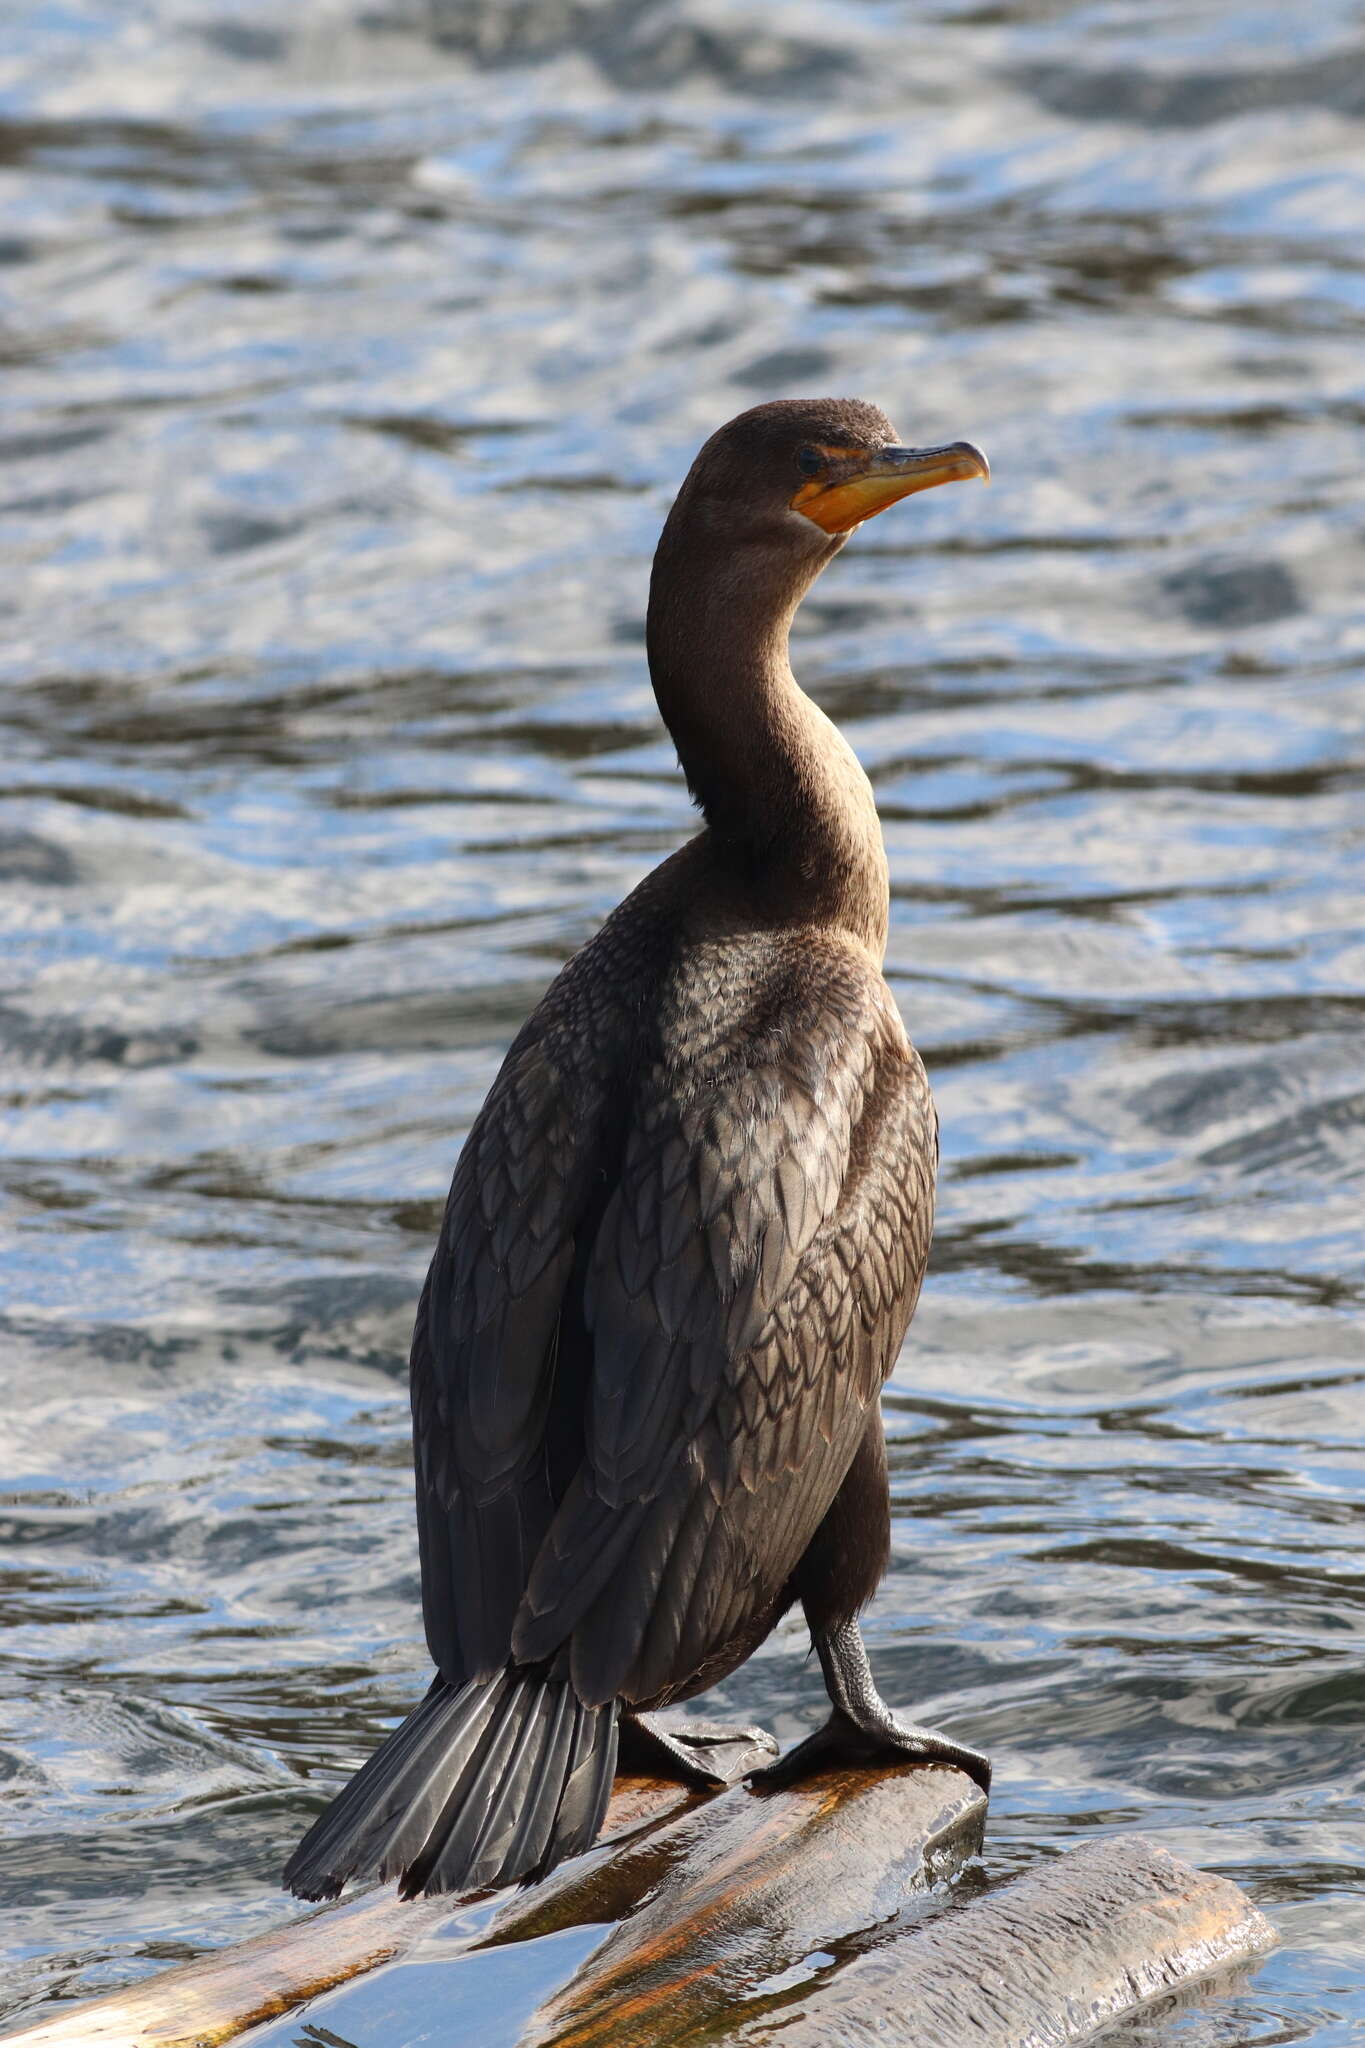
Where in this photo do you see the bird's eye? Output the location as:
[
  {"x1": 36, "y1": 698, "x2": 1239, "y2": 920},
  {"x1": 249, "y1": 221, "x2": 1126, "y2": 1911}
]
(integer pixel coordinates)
[{"x1": 796, "y1": 446, "x2": 823, "y2": 477}]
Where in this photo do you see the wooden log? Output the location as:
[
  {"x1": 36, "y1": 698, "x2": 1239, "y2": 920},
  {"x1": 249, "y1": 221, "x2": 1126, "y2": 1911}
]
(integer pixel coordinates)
[
  {"x1": 220, "y1": 1761, "x2": 986, "y2": 2048},
  {"x1": 510, "y1": 1762, "x2": 986, "y2": 2048},
  {"x1": 0, "y1": 1775, "x2": 693, "y2": 2048},
  {"x1": 721, "y1": 1834, "x2": 1276, "y2": 2048},
  {"x1": 1, "y1": 1766, "x2": 1273, "y2": 2048}
]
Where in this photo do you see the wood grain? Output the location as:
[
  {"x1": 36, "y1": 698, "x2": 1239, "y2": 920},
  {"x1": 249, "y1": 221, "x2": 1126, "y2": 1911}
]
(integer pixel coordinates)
[
  {"x1": 0, "y1": 1775, "x2": 693, "y2": 2048},
  {"x1": 726, "y1": 1833, "x2": 1275, "y2": 2048}
]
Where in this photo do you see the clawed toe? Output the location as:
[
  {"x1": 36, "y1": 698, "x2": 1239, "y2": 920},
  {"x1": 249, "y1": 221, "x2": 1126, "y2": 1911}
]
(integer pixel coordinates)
[{"x1": 892, "y1": 1722, "x2": 992, "y2": 1795}]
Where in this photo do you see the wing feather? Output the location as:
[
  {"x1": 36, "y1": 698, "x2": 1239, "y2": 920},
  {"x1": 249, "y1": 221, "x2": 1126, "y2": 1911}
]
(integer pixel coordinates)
[
  {"x1": 411, "y1": 959, "x2": 630, "y2": 1681},
  {"x1": 513, "y1": 941, "x2": 938, "y2": 1707}
]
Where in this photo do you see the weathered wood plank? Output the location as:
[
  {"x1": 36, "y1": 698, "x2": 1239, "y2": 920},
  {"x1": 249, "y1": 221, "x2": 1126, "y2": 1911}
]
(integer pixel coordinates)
[
  {"x1": 723, "y1": 1833, "x2": 1275, "y2": 2048},
  {"x1": 510, "y1": 1762, "x2": 986, "y2": 2048},
  {"x1": 0, "y1": 1776, "x2": 692, "y2": 2048}
]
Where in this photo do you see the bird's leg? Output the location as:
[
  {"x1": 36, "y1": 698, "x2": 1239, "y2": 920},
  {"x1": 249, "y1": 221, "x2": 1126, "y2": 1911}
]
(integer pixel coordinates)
[
  {"x1": 618, "y1": 1709, "x2": 779, "y2": 1788},
  {"x1": 748, "y1": 1616, "x2": 991, "y2": 1794}
]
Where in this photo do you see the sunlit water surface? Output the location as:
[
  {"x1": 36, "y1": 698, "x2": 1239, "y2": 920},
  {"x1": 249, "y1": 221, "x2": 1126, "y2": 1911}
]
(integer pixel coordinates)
[{"x1": 1, "y1": 1, "x2": 1362, "y2": 2039}]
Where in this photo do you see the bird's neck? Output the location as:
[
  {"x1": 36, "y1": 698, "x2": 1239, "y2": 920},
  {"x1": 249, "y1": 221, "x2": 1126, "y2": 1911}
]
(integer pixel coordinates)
[{"x1": 646, "y1": 538, "x2": 889, "y2": 958}]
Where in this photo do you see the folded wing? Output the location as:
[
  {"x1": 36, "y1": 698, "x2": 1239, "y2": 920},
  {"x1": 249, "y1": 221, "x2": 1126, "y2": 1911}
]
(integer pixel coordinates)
[
  {"x1": 411, "y1": 970, "x2": 623, "y2": 1682},
  {"x1": 512, "y1": 947, "x2": 937, "y2": 1707}
]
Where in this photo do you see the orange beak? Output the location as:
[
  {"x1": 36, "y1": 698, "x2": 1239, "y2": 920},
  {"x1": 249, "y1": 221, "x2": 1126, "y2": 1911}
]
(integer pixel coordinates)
[{"x1": 791, "y1": 440, "x2": 990, "y2": 534}]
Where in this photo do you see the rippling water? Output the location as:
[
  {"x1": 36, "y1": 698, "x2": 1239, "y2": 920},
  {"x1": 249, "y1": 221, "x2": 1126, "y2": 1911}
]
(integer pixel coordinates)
[{"x1": 2, "y1": 1, "x2": 1362, "y2": 2039}]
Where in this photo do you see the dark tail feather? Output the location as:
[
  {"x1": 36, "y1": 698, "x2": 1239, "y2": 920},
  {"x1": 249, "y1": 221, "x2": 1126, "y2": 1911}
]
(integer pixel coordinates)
[{"x1": 283, "y1": 1669, "x2": 619, "y2": 1902}]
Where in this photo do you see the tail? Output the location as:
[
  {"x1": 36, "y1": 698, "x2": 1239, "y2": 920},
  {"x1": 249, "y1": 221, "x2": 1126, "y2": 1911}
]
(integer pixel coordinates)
[{"x1": 283, "y1": 1668, "x2": 619, "y2": 1901}]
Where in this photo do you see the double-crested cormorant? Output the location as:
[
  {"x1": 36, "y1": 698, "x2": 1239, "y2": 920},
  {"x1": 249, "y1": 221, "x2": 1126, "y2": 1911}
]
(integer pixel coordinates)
[{"x1": 284, "y1": 399, "x2": 991, "y2": 1904}]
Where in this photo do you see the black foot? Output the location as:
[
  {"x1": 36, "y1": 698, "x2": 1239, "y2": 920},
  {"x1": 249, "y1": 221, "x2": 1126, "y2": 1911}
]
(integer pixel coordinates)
[
  {"x1": 749, "y1": 1706, "x2": 991, "y2": 1794},
  {"x1": 618, "y1": 1711, "x2": 780, "y2": 1788},
  {"x1": 747, "y1": 1617, "x2": 991, "y2": 1797}
]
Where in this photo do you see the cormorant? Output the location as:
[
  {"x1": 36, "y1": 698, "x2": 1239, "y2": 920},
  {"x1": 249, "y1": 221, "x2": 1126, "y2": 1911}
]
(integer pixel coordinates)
[{"x1": 284, "y1": 398, "x2": 991, "y2": 1903}]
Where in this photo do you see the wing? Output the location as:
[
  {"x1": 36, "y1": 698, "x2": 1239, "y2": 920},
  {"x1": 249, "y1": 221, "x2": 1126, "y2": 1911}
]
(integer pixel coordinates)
[
  {"x1": 511, "y1": 941, "x2": 937, "y2": 1708},
  {"x1": 410, "y1": 961, "x2": 625, "y2": 1685}
]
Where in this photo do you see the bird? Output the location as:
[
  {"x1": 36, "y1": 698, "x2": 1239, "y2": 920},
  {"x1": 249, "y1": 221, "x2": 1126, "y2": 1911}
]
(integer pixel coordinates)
[{"x1": 283, "y1": 397, "x2": 991, "y2": 1905}]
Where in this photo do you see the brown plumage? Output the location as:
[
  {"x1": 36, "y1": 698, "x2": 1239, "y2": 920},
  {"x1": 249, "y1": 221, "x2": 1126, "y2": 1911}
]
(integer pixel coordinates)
[{"x1": 284, "y1": 398, "x2": 991, "y2": 1905}]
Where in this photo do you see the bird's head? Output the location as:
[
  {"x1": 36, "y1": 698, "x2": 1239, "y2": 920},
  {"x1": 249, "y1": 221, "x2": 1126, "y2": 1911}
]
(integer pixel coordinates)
[{"x1": 659, "y1": 397, "x2": 988, "y2": 575}]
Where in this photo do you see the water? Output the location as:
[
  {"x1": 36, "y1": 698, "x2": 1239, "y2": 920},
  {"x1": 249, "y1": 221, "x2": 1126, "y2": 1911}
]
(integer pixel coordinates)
[{"x1": 1, "y1": 0, "x2": 1362, "y2": 2038}]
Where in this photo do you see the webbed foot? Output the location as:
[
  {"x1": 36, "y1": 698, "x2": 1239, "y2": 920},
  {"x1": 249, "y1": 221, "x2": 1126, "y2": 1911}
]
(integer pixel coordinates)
[
  {"x1": 619, "y1": 1711, "x2": 779, "y2": 1788},
  {"x1": 747, "y1": 1616, "x2": 991, "y2": 1796},
  {"x1": 748, "y1": 1705, "x2": 991, "y2": 1793}
]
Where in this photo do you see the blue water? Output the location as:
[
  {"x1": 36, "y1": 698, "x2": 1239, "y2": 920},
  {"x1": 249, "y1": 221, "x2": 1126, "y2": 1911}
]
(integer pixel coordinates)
[{"x1": 1, "y1": 1, "x2": 1362, "y2": 2039}]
